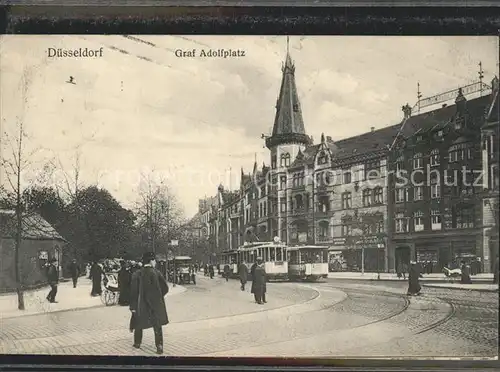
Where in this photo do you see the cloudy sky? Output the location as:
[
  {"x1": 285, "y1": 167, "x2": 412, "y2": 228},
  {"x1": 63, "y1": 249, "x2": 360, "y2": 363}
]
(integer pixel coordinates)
[{"x1": 0, "y1": 35, "x2": 498, "y2": 218}]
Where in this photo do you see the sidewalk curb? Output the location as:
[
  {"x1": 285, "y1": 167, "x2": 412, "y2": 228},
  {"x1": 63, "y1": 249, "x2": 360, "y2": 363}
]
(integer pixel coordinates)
[
  {"x1": 422, "y1": 284, "x2": 499, "y2": 293},
  {"x1": 327, "y1": 278, "x2": 495, "y2": 284},
  {"x1": 1, "y1": 285, "x2": 187, "y2": 320}
]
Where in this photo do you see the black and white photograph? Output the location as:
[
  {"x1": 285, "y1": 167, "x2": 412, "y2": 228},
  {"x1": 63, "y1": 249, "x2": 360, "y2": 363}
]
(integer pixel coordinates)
[{"x1": 0, "y1": 35, "x2": 498, "y2": 358}]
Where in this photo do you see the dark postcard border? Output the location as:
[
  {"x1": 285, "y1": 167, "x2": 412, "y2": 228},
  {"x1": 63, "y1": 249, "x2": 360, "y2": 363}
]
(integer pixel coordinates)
[
  {"x1": 1, "y1": 355, "x2": 500, "y2": 370},
  {"x1": 0, "y1": 3, "x2": 499, "y2": 372},
  {"x1": 1, "y1": 6, "x2": 500, "y2": 34}
]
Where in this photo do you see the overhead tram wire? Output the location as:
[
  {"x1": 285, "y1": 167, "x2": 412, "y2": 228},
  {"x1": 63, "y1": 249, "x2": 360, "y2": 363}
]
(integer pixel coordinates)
[{"x1": 75, "y1": 36, "x2": 198, "y2": 78}]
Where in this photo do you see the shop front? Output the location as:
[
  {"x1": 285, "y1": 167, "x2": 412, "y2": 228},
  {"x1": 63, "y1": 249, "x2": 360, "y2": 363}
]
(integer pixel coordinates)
[{"x1": 330, "y1": 236, "x2": 385, "y2": 272}]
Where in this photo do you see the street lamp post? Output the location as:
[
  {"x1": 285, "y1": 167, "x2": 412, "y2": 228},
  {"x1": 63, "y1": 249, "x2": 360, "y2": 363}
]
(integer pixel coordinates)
[{"x1": 377, "y1": 243, "x2": 384, "y2": 280}]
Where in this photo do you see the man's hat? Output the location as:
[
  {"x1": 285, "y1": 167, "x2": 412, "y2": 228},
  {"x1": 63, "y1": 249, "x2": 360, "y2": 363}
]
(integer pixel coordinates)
[
  {"x1": 256, "y1": 256, "x2": 263, "y2": 261},
  {"x1": 142, "y1": 252, "x2": 156, "y2": 263}
]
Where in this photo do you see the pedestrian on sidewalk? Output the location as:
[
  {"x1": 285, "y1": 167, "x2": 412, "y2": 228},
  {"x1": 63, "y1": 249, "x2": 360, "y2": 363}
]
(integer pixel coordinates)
[
  {"x1": 251, "y1": 257, "x2": 267, "y2": 304},
  {"x1": 460, "y1": 261, "x2": 472, "y2": 284},
  {"x1": 129, "y1": 252, "x2": 169, "y2": 355},
  {"x1": 406, "y1": 261, "x2": 421, "y2": 296},
  {"x1": 90, "y1": 261, "x2": 103, "y2": 297},
  {"x1": 223, "y1": 264, "x2": 230, "y2": 282},
  {"x1": 69, "y1": 259, "x2": 80, "y2": 288},
  {"x1": 238, "y1": 260, "x2": 248, "y2": 291},
  {"x1": 209, "y1": 264, "x2": 214, "y2": 279},
  {"x1": 46, "y1": 258, "x2": 59, "y2": 303},
  {"x1": 118, "y1": 260, "x2": 132, "y2": 306}
]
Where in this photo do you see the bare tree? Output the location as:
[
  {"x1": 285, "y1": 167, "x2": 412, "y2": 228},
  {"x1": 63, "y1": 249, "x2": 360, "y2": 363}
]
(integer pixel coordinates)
[
  {"x1": 135, "y1": 171, "x2": 184, "y2": 258},
  {"x1": 343, "y1": 210, "x2": 386, "y2": 276},
  {"x1": 0, "y1": 63, "x2": 56, "y2": 310}
]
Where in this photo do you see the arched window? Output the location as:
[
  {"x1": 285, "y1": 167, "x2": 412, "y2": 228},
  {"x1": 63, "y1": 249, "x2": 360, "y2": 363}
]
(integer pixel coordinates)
[
  {"x1": 373, "y1": 187, "x2": 383, "y2": 204},
  {"x1": 280, "y1": 153, "x2": 291, "y2": 167},
  {"x1": 413, "y1": 153, "x2": 423, "y2": 169}
]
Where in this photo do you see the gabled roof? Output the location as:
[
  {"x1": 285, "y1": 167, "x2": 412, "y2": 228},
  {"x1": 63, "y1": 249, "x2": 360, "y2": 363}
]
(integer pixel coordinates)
[
  {"x1": 0, "y1": 210, "x2": 66, "y2": 241},
  {"x1": 287, "y1": 92, "x2": 492, "y2": 168}
]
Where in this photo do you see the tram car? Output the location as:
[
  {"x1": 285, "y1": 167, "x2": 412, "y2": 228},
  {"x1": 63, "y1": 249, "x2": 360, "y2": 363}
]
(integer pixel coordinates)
[
  {"x1": 287, "y1": 245, "x2": 329, "y2": 281},
  {"x1": 168, "y1": 256, "x2": 196, "y2": 284},
  {"x1": 219, "y1": 250, "x2": 239, "y2": 278},
  {"x1": 239, "y1": 241, "x2": 288, "y2": 281}
]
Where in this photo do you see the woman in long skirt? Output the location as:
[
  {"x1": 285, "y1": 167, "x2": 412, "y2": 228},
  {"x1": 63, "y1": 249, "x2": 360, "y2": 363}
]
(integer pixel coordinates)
[{"x1": 407, "y1": 261, "x2": 421, "y2": 296}]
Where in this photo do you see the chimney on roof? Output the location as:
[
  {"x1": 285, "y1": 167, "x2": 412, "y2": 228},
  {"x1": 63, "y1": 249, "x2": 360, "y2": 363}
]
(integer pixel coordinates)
[
  {"x1": 442, "y1": 103, "x2": 447, "y2": 108},
  {"x1": 370, "y1": 127, "x2": 375, "y2": 132}
]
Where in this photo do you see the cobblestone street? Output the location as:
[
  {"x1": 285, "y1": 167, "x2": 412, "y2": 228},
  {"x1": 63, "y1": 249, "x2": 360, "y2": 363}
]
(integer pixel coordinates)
[{"x1": 0, "y1": 276, "x2": 497, "y2": 358}]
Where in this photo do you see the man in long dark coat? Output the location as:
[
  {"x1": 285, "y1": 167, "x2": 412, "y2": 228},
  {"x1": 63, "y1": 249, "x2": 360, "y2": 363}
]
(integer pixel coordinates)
[
  {"x1": 90, "y1": 261, "x2": 103, "y2": 297},
  {"x1": 129, "y1": 252, "x2": 169, "y2": 355},
  {"x1": 223, "y1": 264, "x2": 230, "y2": 282},
  {"x1": 69, "y1": 259, "x2": 80, "y2": 288},
  {"x1": 208, "y1": 264, "x2": 215, "y2": 279},
  {"x1": 118, "y1": 260, "x2": 132, "y2": 306},
  {"x1": 251, "y1": 257, "x2": 267, "y2": 304},
  {"x1": 46, "y1": 258, "x2": 59, "y2": 303},
  {"x1": 407, "y1": 261, "x2": 422, "y2": 296},
  {"x1": 238, "y1": 260, "x2": 248, "y2": 291},
  {"x1": 460, "y1": 261, "x2": 472, "y2": 284}
]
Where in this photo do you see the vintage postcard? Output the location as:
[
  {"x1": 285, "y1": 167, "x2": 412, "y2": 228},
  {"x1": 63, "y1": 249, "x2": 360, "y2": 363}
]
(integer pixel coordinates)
[{"x1": 0, "y1": 35, "x2": 498, "y2": 359}]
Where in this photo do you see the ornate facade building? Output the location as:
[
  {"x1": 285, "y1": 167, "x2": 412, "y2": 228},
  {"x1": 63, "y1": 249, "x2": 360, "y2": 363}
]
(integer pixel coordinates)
[
  {"x1": 388, "y1": 80, "x2": 498, "y2": 273},
  {"x1": 480, "y1": 77, "x2": 499, "y2": 273},
  {"x1": 199, "y1": 47, "x2": 498, "y2": 272}
]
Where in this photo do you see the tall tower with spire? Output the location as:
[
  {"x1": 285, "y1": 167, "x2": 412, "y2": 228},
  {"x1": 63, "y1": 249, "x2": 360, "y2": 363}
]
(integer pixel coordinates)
[{"x1": 265, "y1": 37, "x2": 311, "y2": 170}]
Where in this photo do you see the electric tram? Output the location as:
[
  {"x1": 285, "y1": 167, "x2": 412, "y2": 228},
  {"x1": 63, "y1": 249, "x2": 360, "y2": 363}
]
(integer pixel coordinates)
[
  {"x1": 219, "y1": 250, "x2": 239, "y2": 278},
  {"x1": 287, "y1": 245, "x2": 329, "y2": 281},
  {"x1": 238, "y1": 241, "x2": 288, "y2": 281}
]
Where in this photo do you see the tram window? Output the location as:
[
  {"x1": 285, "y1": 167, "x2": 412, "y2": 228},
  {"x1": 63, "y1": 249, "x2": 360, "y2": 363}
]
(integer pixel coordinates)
[
  {"x1": 276, "y1": 248, "x2": 282, "y2": 261},
  {"x1": 270, "y1": 247, "x2": 275, "y2": 262}
]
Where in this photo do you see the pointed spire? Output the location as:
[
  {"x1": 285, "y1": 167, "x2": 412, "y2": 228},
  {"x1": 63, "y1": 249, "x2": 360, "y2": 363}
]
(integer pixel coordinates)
[
  {"x1": 265, "y1": 36, "x2": 310, "y2": 150},
  {"x1": 321, "y1": 133, "x2": 325, "y2": 144}
]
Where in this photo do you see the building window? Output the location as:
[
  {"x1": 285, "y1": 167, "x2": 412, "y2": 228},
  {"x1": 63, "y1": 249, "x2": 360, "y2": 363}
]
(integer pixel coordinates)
[
  {"x1": 318, "y1": 221, "x2": 329, "y2": 238},
  {"x1": 414, "y1": 186, "x2": 424, "y2": 201},
  {"x1": 341, "y1": 192, "x2": 352, "y2": 209},
  {"x1": 376, "y1": 219, "x2": 384, "y2": 234},
  {"x1": 343, "y1": 171, "x2": 352, "y2": 184},
  {"x1": 430, "y1": 149, "x2": 440, "y2": 166},
  {"x1": 492, "y1": 164, "x2": 499, "y2": 190},
  {"x1": 448, "y1": 143, "x2": 467, "y2": 163},
  {"x1": 280, "y1": 200, "x2": 286, "y2": 213},
  {"x1": 280, "y1": 176, "x2": 286, "y2": 190},
  {"x1": 373, "y1": 187, "x2": 383, "y2": 204},
  {"x1": 365, "y1": 160, "x2": 381, "y2": 180},
  {"x1": 414, "y1": 211, "x2": 424, "y2": 232},
  {"x1": 431, "y1": 209, "x2": 441, "y2": 230},
  {"x1": 271, "y1": 155, "x2": 277, "y2": 169},
  {"x1": 395, "y1": 213, "x2": 408, "y2": 233},
  {"x1": 318, "y1": 195, "x2": 330, "y2": 213},
  {"x1": 395, "y1": 156, "x2": 404, "y2": 173},
  {"x1": 341, "y1": 224, "x2": 352, "y2": 236},
  {"x1": 260, "y1": 186, "x2": 266, "y2": 197},
  {"x1": 413, "y1": 153, "x2": 423, "y2": 169},
  {"x1": 453, "y1": 206, "x2": 475, "y2": 229},
  {"x1": 280, "y1": 153, "x2": 291, "y2": 167},
  {"x1": 295, "y1": 194, "x2": 304, "y2": 210},
  {"x1": 362, "y1": 189, "x2": 372, "y2": 206},
  {"x1": 430, "y1": 174, "x2": 440, "y2": 199},
  {"x1": 395, "y1": 187, "x2": 407, "y2": 203},
  {"x1": 318, "y1": 152, "x2": 327, "y2": 165}
]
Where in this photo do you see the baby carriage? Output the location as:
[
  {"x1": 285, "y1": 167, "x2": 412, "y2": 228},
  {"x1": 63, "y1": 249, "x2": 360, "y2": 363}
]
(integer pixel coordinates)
[{"x1": 101, "y1": 272, "x2": 120, "y2": 306}]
